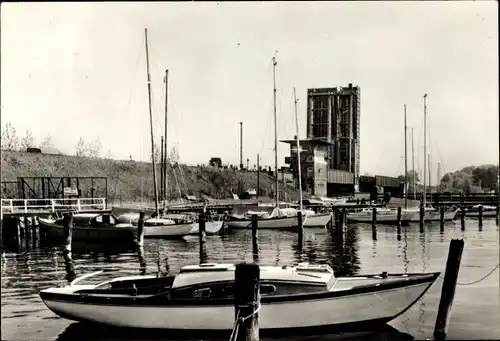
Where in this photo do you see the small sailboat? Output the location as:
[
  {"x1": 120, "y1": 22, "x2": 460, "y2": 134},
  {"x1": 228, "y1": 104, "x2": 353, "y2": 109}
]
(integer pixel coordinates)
[{"x1": 39, "y1": 262, "x2": 439, "y2": 332}]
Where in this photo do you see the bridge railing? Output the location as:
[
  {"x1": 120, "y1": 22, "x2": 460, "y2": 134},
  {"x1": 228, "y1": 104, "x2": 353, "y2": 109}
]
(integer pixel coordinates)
[{"x1": 0, "y1": 198, "x2": 107, "y2": 214}]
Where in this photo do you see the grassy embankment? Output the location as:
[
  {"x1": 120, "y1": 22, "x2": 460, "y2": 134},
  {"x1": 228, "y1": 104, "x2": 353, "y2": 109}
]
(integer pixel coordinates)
[{"x1": 1, "y1": 150, "x2": 304, "y2": 205}]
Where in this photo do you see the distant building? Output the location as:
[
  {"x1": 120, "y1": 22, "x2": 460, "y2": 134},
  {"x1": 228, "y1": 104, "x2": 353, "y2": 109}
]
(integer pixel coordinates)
[{"x1": 307, "y1": 84, "x2": 361, "y2": 193}]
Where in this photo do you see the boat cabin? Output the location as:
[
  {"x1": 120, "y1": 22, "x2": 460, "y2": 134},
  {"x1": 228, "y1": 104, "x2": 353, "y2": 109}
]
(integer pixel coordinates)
[{"x1": 169, "y1": 263, "x2": 336, "y2": 299}]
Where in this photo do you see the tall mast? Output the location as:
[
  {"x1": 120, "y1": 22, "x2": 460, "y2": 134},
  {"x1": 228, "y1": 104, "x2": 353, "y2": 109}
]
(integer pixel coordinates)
[
  {"x1": 404, "y1": 104, "x2": 408, "y2": 209},
  {"x1": 428, "y1": 153, "x2": 431, "y2": 196},
  {"x1": 163, "y1": 69, "x2": 169, "y2": 208},
  {"x1": 145, "y1": 28, "x2": 159, "y2": 216},
  {"x1": 293, "y1": 88, "x2": 303, "y2": 212},
  {"x1": 423, "y1": 94, "x2": 427, "y2": 208},
  {"x1": 412, "y1": 127, "x2": 416, "y2": 200},
  {"x1": 272, "y1": 55, "x2": 279, "y2": 207}
]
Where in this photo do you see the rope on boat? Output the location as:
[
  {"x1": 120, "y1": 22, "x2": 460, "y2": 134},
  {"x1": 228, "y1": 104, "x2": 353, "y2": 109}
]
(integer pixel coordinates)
[
  {"x1": 228, "y1": 302, "x2": 261, "y2": 341},
  {"x1": 439, "y1": 263, "x2": 499, "y2": 286}
]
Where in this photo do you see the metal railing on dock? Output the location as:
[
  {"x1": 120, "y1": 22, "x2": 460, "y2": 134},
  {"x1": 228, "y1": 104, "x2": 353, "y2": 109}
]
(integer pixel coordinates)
[{"x1": 0, "y1": 197, "x2": 107, "y2": 217}]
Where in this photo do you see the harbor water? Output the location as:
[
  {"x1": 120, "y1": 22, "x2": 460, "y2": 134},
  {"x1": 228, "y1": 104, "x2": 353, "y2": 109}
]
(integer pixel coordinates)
[{"x1": 1, "y1": 220, "x2": 499, "y2": 341}]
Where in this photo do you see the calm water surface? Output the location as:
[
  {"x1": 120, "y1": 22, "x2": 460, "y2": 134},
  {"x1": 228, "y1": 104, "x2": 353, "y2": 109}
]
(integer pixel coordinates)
[{"x1": 1, "y1": 220, "x2": 499, "y2": 341}]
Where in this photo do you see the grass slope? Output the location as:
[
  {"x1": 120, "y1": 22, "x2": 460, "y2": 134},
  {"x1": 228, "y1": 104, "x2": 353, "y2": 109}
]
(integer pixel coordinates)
[{"x1": 1, "y1": 150, "x2": 303, "y2": 204}]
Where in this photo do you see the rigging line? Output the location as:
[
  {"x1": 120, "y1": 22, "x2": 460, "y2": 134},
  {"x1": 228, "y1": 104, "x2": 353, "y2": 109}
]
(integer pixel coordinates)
[
  {"x1": 259, "y1": 92, "x2": 275, "y2": 156},
  {"x1": 126, "y1": 36, "x2": 145, "y2": 118}
]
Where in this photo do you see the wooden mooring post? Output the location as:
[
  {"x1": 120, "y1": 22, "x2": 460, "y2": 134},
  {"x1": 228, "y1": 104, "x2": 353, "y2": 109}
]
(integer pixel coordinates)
[
  {"x1": 198, "y1": 213, "x2": 206, "y2": 245},
  {"x1": 297, "y1": 211, "x2": 303, "y2": 246},
  {"x1": 62, "y1": 213, "x2": 73, "y2": 252},
  {"x1": 433, "y1": 239, "x2": 464, "y2": 341},
  {"x1": 460, "y1": 207, "x2": 465, "y2": 230},
  {"x1": 336, "y1": 209, "x2": 345, "y2": 234},
  {"x1": 137, "y1": 211, "x2": 145, "y2": 247},
  {"x1": 478, "y1": 205, "x2": 483, "y2": 228},
  {"x1": 251, "y1": 214, "x2": 258, "y2": 252},
  {"x1": 371, "y1": 208, "x2": 377, "y2": 240},
  {"x1": 233, "y1": 263, "x2": 260, "y2": 341},
  {"x1": 419, "y1": 206, "x2": 424, "y2": 233},
  {"x1": 440, "y1": 207, "x2": 445, "y2": 232}
]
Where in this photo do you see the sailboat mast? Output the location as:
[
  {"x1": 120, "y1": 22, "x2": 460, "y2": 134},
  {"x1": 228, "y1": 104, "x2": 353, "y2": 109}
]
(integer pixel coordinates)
[
  {"x1": 404, "y1": 104, "x2": 408, "y2": 209},
  {"x1": 273, "y1": 55, "x2": 279, "y2": 207},
  {"x1": 412, "y1": 127, "x2": 416, "y2": 200},
  {"x1": 293, "y1": 88, "x2": 303, "y2": 212},
  {"x1": 145, "y1": 28, "x2": 159, "y2": 216},
  {"x1": 423, "y1": 94, "x2": 427, "y2": 208},
  {"x1": 164, "y1": 69, "x2": 169, "y2": 208}
]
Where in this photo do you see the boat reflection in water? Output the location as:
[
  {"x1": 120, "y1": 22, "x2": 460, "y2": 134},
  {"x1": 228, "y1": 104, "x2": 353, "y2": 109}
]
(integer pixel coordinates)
[{"x1": 56, "y1": 321, "x2": 414, "y2": 341}]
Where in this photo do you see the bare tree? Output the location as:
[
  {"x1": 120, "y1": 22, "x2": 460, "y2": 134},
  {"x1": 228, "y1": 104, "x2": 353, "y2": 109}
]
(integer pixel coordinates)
[
  {"x1": 169, "y1": 144, "x2": 179, "y2": 166},
  {"x1": 88, "y1": 138, "x2": 102, "y2": 158},
  {"x1": 75, "y1": 137, "x2": 88, "y2": 156},
  {"x1": 39, "y1": 135, "x2": 54, "y2": 150},
  {"x1": 104, "y1": 149, "x2": 113, "y2": 160},
  {"x1": 1, "y1": 121, "x2": 20, "y2": 151},
  {"x1": 20, "y1": 129, "x2": 36, "y2": 150}
]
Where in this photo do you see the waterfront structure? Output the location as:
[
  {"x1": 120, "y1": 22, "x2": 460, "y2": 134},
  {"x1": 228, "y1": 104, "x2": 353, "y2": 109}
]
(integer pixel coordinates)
[{"x1": 281, "y1": 138, "x2": 332, "y2": 197}]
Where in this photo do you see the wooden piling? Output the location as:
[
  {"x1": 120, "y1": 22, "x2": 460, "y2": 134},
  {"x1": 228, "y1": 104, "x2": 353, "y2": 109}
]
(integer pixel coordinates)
[
  {"x1": 62, "y1": 213, "x2": 73, "y2": 252},
  {"x1": 233, "y1": 263, "x2": 260, "y2": 341},
  {"x1": 199, "y1": 213, "x2": 206, "y2": 244},
  {"x1": 31, "y1": 217, "x2": 37, "y2": 244},
  {"x1": 396, "y1": 207, "x2": 402, "y2": 229},
  {"x1": 63, "y1": 249, "x2": 76, "y2": 282},
  {"x1": 440, "y1": 207, "x2": 445, "y2": 232},
  {"x1": 297, "y1": 211, "x2": 303, "y2": 245},
  {"x1": 478, "y1": 205, "x2": 483, "y2": 228},
  {"x1": 137, "y1": 211, "x2": 145, "y2": 247},
  {"x1": 337, "y1": 209, "x2": 345, "y2": 234},
  {"x1": 372, "y1": 207, "x2": 377, "y2": 227},
  {"x1": 460, "y1": 207, "x2": 465, "y2": 230},
  {"x1": 419, "y1": 206, "x2": 424, "y2": 231},
  {"x1": 251, "y1": 214, "x2": 259, "y2": 251},
  {"x1": 433, "y1": 239, "x2": 465, "y2": 341}
]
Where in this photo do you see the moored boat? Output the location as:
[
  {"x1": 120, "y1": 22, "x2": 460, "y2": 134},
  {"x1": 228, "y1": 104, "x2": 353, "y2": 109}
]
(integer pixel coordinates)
[
  {"x1": 405, "y1": 206, "x2": 459, "y2": 222},
  {"x1": 225, "y1": 205, "x2": 302, "y2": 231},
  {"x1": 39, "y1": 262, "x2": 439, "y2": 332},
  {"x1": 464, "y1": 204, "x2": 498, "y2": 218},
  {"x1": 347, "y1": 208, "x2": 411, "y2": 224},
  {"x1": 116, "y1": 213, "x2": 193, "y2": 239},
  {"x1": 38, "y1": 213, "x2": 137, "y2": 242}
]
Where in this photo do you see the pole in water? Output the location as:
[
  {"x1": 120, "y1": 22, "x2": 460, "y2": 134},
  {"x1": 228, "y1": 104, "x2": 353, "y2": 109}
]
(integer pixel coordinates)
[
  {"x1": 460, "y1": 207, "x2": 465, "y2": 230},
  {"x1": 420, "y1": 206, "x2": 425, "y2": 232},
  {"x1": 251, "y1": 214, "x2": 258, "y2": 252},
  {"x1": 434, "y1": 239, "x2": 464, "y2": 341},
  {"x1": 297, "y1": 211, "x2": 304, "y2": 246},
  {"x1": 233, "y1": 263, "x2": 260, "y2": 341},
  {"x1": 372, "y1": 207, "x2": 377, "y2": 228},
  {"x1": 137, "y1": 211, "x2": 145, "y2": 247},
  {"x1": 62, "y1": 212, "x2": 73, "y2": 252},
  {"x1": 478, "y1": 205, "x2": 483, "y2": 228},
  {"x1": 440, "y1": 206, "x2": 445, "y2": 232},
  {"x1": 199, "y1": 213, "x2": 206, "y2": 244},
  {"x1": 396, "y1": 207, "x2": 402, "y2": 236}
]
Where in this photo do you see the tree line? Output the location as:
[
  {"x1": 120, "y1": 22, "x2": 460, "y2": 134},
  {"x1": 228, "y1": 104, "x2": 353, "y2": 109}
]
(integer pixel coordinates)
[{"x1": 398, "y1": 165, "x2": 499, "y2": 193}]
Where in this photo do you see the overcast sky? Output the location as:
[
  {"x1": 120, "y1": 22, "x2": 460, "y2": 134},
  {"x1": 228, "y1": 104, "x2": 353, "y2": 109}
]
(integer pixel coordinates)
[{"x1": 1, "y1": 2, "x2": 498, "y2": 183}]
